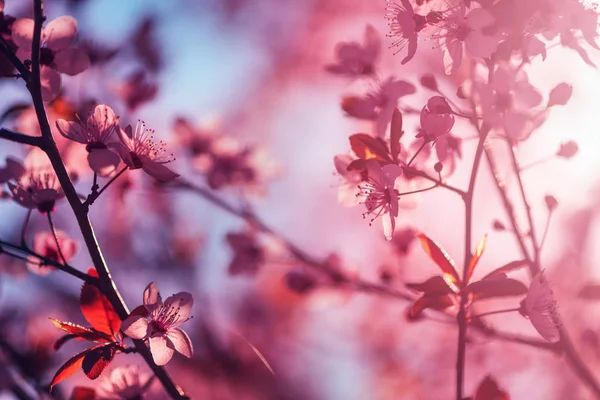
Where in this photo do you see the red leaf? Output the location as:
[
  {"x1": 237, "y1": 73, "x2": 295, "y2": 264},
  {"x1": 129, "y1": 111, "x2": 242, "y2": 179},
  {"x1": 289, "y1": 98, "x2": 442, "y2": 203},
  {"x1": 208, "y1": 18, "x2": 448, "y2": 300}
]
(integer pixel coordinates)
[
  {"x1": 80, "y1": 283, "x2": 121, "y2": 340},
  {"x1": 466, "y1": 235, "x2": 487, "y2": 284},
  {"x1": 87, "y1": 268, "x2": 99, "y2": 278},
  {"x1": 50, "y1": 347, "x2": 95, "y2": 391},
  {"x1": 417, "y1": 233, "x2": 460, "y2": 289},
  {"x1": 408, "y1": 294, "x2": 454, "y2": 319},
  {"x1": 467, "y1": 277, "x2": 527, "y2": 301},
  {"x1": 390, "y1": 109, "x2": 403, "y2": 162},
  {"x1": 346, "y1": 158, "x2": 366, "y2": 172},
  {"x1": 474, "y1": 375, "x2": 510, "y2": 400},
  {"x1": 70, "y1": 387, "x2": 96, "y2": 400},
  {"x1": 481, "y1": 260, "x2": 528, "y2": 281},
  {"x1": 406, "y1": 275, "x2": 454, "y2": 295},
  {"x1": 49, "y1": 318, "x2": 112, "y2": 343},
  {"x1": 349, "y1": 133, "x2": 393, "y2": 163},
  {"x1": 82, "y1": 343, "x2": 119, "y2": 379}
]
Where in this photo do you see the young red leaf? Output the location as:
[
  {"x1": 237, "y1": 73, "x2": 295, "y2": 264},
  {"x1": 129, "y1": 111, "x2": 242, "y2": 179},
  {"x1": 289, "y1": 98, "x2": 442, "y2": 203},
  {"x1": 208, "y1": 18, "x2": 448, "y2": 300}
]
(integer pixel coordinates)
[
  {"x1": 70, "y1": 387, "x2": 96, "y2": 400},
  {"x1": 80, "y1": 283, "x2": 121, "y2": 340},
  {"x1": 474, "y1": 375, "x2": 509, "y2": 400},
  {"x1": 346, "y1": 158, "x2": 366, "y2": 172},
  {"x1": 390, "y1": 109, "x2": 403, "y2": 162},
  {"x1": 82, "y1": 343, "x2": 119, "y2": 380},
  {"x1": 349, "y1": 133, "x2": 393, "y2": 163},
  {"x1": 481, "y1": 260, "x2": 528, "y2": 281},
  {"x1": 467, "y1": 277, "x2": 527, "y2": 301},
  {"x1": 86, "y1": 268, "x2": 99, "y2": 278},
  {"x1": 465, "y1": 235, "x2": 487, "y2": 284},
  {"x1": 406, "y1": 275, "x2": 454, "y2": 295},
  {"x1": 408, "y1": 293, "x2": 454, "y2": 319},
  {"x1": 417, "y1": 233, "x2": 460, "y2": 288},
  {"x1": 50, "y1": 318, "x2": 112, "y2": 343},
  {"x1": 50, "y1": 347, "x2": 95, "y2": 391}
]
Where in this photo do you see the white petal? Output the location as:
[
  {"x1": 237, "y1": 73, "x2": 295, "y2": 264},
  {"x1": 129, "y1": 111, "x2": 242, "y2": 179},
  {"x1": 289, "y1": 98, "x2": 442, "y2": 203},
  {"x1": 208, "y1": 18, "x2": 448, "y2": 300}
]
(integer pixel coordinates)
[
  {"x1": 55, "y1": 119, "x2": 87, "y2": 144},
  {"x1": 44, "y1": 16, "x2": 77, "y2": 51},
  {"x1": 121, "y1": 315, "x2": 149, "y2": 339},
  {"x1": 87, "y1": 149, "x2": 120, "y2": 177},
  {"x1": 40, "y1": 67, "x2": 61, "y2": 102},
  {"x1": 144, "y1": 282, "x2": 163, "y2": 311},
  {"x1": 149, "y1": 335, "x2": 174, "y2": 366},
  {"x1": 163, "y1": 292, "x2": 193, "y2": 323},
  {"x1": 141, "y1": 160, "x2": 179, "y2": 182},
  {"x1": 53, "y1": 47, "x2": 90, "y2": 75},
  {"x1": 166, "y1": 328, "x2": 194, "y2": 358},
  {"x1": 11, "y1": 18, "x2": 34, "y2": 50}
]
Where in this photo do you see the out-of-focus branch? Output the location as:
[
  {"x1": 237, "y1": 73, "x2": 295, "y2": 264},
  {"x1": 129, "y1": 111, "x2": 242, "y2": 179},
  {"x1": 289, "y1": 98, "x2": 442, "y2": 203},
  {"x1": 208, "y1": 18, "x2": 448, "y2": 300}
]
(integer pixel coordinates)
[{"x1": 0, "y1": 128, "x2": 41, "y2": 147}]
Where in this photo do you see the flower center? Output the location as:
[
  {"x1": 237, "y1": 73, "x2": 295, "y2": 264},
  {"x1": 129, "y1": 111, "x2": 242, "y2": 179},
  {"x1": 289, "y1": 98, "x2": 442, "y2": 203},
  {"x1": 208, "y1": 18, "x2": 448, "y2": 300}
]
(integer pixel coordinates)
[{"x1": 39, "y1": 47, "x2": 55, "y2": 66}]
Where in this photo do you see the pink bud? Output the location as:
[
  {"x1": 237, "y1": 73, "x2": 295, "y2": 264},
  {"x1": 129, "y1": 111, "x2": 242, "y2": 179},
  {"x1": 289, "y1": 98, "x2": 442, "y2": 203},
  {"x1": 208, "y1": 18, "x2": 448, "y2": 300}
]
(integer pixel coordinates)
[
  {"x1": 420, "y1": 74, "x2": 438, "y2": 91},
  {"x1": 556, "y1": 141, "x2": 578, "y2": 158},
  {"x1": 544, "y1": 195, "x2": 558, "y2": 212},
  {"x1": 548, "y1": 83, "x2": 572, "y2": 107}
]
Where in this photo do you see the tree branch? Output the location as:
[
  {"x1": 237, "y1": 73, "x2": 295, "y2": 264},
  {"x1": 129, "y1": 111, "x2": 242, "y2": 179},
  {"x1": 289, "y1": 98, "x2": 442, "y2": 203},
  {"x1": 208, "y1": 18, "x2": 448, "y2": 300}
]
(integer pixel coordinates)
[{"x1": 0, "y1": 128, "x2": 41, "y2": 147}]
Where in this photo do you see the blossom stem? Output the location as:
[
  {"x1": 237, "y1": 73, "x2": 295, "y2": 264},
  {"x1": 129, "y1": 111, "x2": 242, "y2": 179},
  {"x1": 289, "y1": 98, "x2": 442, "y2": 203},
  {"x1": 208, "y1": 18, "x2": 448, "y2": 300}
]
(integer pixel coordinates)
[
  {"x1": 538, "y1": 211, "x2": 554, "y2": 252},
  {"x1": 518, "y1": 155, "x2": 555, "y2": 172},
  {"x1": 20, "y1": 210, "x2": 32, "y2": 246},
  {"x1": 47, "y1": 212, "x2": 67, "y2": 265},
  {"x1": 397, "y1": 184, "x2": 439, "y2": 196},
  {"x1": 402, "y1": 166, "x2": 466, "y2": 197},
  {"x1": 84, "y1": 166, "x2": 128, "y2": 209},
  {"x1": 407, "y1": 141, "x2": 427, "y2": 167},
  {"x1": 471, "y1": 307, "x2": 521, "y2": 319},
  {"x1": 0, "y1": 37, "x2": 31, "y2": 80}
]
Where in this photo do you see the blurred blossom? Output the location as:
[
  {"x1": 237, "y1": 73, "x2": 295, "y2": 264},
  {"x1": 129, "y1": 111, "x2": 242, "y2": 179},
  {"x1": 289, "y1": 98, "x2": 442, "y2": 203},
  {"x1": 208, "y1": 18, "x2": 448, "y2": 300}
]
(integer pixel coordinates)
[
  {"x1": 226, "y1": 232, "x2": 264, "y2": 276},
  {"x1": 96, "y1": 365, "x2": 153, "y2": 400},
  {"x1": 384, "y1": 0, "x2": 423, "y2": 65},
  {"x1": 417, "y1": 96, "x2": 455, "y2": 141},
  {"x1": 27, "y1": 230, "x2": 79, "y2": 275},
  {"x1": 0, "y1": 157, "x2": 25, "y2": 184},
  {"x1": 519, "y1": 271, "x2": 561, "y2": 342},
  {"x1": 112, "y1": 70, "x2": 158, "y2": 111},
  {"x1": 12, "y1": 16, "x2": 90, "y2": 101},
  {"x1": 325, "y1": 24, "x2": 380, "y2": 77},
  {"x1": 334, "y1": 154, "x2": 363, "y2": 206},
  {"x1": 7, "y1": 163, "x2": 64, "y2": 213},
  {"x1": 122, "y1": 282, "x2": 194, "y2": 366}
]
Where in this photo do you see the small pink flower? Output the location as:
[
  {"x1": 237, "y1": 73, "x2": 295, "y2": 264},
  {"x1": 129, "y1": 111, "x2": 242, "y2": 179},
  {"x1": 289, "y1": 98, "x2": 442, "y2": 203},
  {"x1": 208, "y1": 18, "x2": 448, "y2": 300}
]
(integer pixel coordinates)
[
  {"x1": 121, "y1": 283, "x2": 193, "y2": 366},
  {"x1": 55, "y1": 104, "x2": 121, "y2": 176},
  {"x1": 326, "y1": 24, "x2": 380, "y2": 77},
  {"x1": 116, "y1": 121, "x2": 179, "y2": 182},
  {"x1": 96, "y1": 365, "x2": 153, "y2": 400},
  {"x1": 434, "y1": 5, "x2": 501, "y2": 74},
  {"x1": 27, "y1": 230, "x2": 78, "y2": 275},
  {"x1": 417, "y1": 96, "x2": 455, "y2": 141},
  {"x1": 12, "y1": 16, "x2": 90, "y2": 101},
  {"x1": 334, "y1": 154, "x2": 363, "y2": 206},
  {"x1": 7, "y1": 168, "x2": 64, "y2": 213},
  {"x1": 357, "y1": 160, "x2": 402, "y2": 240},
  {"x1": 385, "y1": 0, "x2": 425, "y2": 65},
  {"x1": 342, "y1": 77, "x2": 415, "y2": 138},
  {"x1": 519, "y1": 270, "x2": 561, "y2": 342}
]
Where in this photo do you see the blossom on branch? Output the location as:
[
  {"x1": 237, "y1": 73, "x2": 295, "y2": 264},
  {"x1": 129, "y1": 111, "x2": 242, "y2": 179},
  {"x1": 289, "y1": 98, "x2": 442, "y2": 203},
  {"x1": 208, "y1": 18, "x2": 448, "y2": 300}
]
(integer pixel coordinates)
[
  {"x1": 122, "y1": 282, "x2": 194, "y2": 365},
  {"x1": 7, "y1": 167, "x2": 64, "y2": 213},
  {"x1": 96, "y1": 365, "x2": 153, "y2": 400},
  {"x1": 115, "y1": 121, "x2": 179, "y2": 182},
  {"x1": 12, "y1": 16, "x2": 90, "y2": 101},
  {"x1": 326, "y1": 24, "x2": 380, "y2": 77},
  {"x1": 55, "y1": 104, "x2": 121, "y2": 176},
  {"x1": 27, "y1": 230, "x2": 79, "y2": 275},
  {"x1": 519, "y1": 270, "x2": 561, "y2": 342}
]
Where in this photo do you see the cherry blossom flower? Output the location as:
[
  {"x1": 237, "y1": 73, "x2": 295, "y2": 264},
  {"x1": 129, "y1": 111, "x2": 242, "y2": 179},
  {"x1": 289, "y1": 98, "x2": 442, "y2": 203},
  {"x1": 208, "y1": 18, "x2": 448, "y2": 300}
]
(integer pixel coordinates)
[
  {"x1": 55, "y1": 104, "x2": 121, "y2": 176},
  {"x1": 385, "y1": 0, "x2": 425, "y2": 65},
  {"x1": 226, "y1": 232, "x2": 264, "y2": 276},
  {"x1": 475, "y1": 63, "x2": 543, "y2": 142},
  {"x1": 121, "y1": 283, "x2": 193, "y2": 366},
  {"x1": 519, "y1": 270, "x2": 561, "y2": 342},
  {"x1": 27, "y1": 230, "x2": 78, "y2": 275},
  {"x1": 326, "y1": 24, "x2": 380, "y2": 77},
  {"x1": 433, "y1": 3, "x2": 502, "y2": 74},
  {"x1": 334, "y1": 154, "x2": 363, "y2": 206},
  {"x1": 357, "y1": 160, "x2": 402, "y2": 240},
  {"x1": 96, "y1": 365, "x2": 153, "y2": 400},
  {"x1": 7, "y1": 167, "x2": 64, "y2": 213},
  {"x1": 11, "y1": 16, "x2": 90, "y2": 101},
  {"x1": 115, "y1": 121, "x2": 179, "y2": 182},
  {"x1": 417, "y1": 96, "x2": 455, "y2": 141},
  {"x1": 0, "y1": 157, "x2": 25, "y2": 183},
  {"x1": 112, "y1": 69, "x2": 158, "y2": 111},
  {"x1": 342, "y1": 77, "x2": 415, "y2": 138}
]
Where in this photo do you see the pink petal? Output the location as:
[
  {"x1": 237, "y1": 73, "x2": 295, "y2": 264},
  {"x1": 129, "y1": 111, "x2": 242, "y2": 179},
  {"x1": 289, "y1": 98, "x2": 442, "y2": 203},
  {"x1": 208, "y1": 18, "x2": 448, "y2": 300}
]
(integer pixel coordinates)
[
  {"x1": 53, "y1": 47, "x2": 90, "y2": 76},
  {"x1": 465, "y1": 32, "x2": 499, "y2": 58},
  {"x1": 40, "y1": 66, "x2": 61, "y2": 102},
  {"x1": 365, "y1": 159, "x2": 385, "y2": 188},
  {"x1": 333, "y1": 154, "x2": 354, "y2": 177},
  {"x1": 89, "y1": 105, "x2": 118, "y2": 142},
  {"x1": 117, "y1": 126, "x2": 134, "y2": 150},
  {"x1": 382, "y1": 211, "x2": 396, "y2": 241},
  {"x1": 338, "y1": 183, "x2": 361, "y2": 206},
  {"x1": 149, "y1": 335, "x2": 174, "y2": 366},
  {"x1": 381, "y1": 164, "x2": 402, "y2": 183},
  {"x1": 55, "y1": 119, "x2": 88, "y2": 144},
  {"x1": 166, "y1": 328, "x2": 194, "y2": 358},
  {"x1": 444, "y1": 39, "x2": 463, "y2": 75},
  {"x1": 11, "y1": 18, "x2": 34, "y2": 49},
  {"x1": 141, "y1": 160, "x2": 180, "y2": 182},
  {"x1": 121, "y1": 315, "x2": 149, "y2": 339},
  {"x1": 87, "y1": 149, "x2": 120, "y2": 177},
  {"x1": 163, "y1": 291, "x2": 193, "y2": 322},
  {"x1": 144, "y1": 282, "x2": 163, "y2": 310},
  {"x1": 465, "y1": 8, "x2": 494, "y2": 30},
  {"x1": 44, "y1": 16, "x2": 78, "y2": 51}
]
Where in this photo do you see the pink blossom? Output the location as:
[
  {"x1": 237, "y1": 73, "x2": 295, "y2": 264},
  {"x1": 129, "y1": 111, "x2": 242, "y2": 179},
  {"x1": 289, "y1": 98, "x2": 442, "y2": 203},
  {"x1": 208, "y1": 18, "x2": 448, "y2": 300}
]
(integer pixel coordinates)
[
  {"x1": 97, "y1": 365, "x2": 153, "y2": 400},
  {"x1": 357, "y1": 160, "x2": 402, "y2": 240},
  {"x1": 334, "y1": 154, "x2": 363, "y2": 206},
  {"x1": 115, "y1": 121, "x2": 179, "y2": 182},
  {"x1": 55, "y1": 104, "x2": 121, "y2": 176},
  {"x1": 7, "y1": 166, "x2": 64, "y2": 213},
  {"x1": 27, "y1": 230, "x2": 78, "y2": 275},
  {"x1": 342, "y1": 77, "x2": 415, "y2": 138},
  {"x1": 326, "y1": 24, "x2": 380, "y2": 77},
  {"x1": 226, "y1": 232, "x2": 264, "y2": 276},
  {"x1": 417, "y1": 96, "x2": 455, "y2": 141},
  {"x1": 0, "y1": 157, "x2": 25, "y2": 184},
  {"x1": 121, "y1": 283, "x2": 193, "y2": 366},
  {"x1": 519, "y1": 270, "x2": 561, "y2": 342},
  {"x1": 12, "y1": 16, "x2": 90, "y2": 101},
  {"x1": 385, "y1": 0, "x2": 425, "y2": 65},
  {"x1": 434, "y1": 5, "x2": 502, "y2": 74}
]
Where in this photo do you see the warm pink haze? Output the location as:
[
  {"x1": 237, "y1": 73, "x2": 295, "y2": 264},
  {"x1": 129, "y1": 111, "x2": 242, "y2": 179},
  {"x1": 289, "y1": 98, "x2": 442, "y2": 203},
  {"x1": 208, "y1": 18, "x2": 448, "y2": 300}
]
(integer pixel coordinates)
[{"x1": 0, "y1": 0, "x2": 599, "y2": 399}]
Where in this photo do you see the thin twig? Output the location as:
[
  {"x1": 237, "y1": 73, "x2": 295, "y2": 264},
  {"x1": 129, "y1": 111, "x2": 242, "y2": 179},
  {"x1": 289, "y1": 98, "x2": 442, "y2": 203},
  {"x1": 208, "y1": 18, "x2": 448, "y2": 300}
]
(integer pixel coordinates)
[{"x1": 47, "y1": 212, "x2": 67, "y2": 264}]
